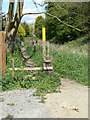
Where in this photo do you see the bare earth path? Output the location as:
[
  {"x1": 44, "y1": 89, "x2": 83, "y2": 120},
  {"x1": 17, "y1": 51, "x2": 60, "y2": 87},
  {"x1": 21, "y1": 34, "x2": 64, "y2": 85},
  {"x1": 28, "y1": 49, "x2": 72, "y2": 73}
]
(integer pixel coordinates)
[{"x1": 0, "y1": 78, "x2": 88, "y2": 118}]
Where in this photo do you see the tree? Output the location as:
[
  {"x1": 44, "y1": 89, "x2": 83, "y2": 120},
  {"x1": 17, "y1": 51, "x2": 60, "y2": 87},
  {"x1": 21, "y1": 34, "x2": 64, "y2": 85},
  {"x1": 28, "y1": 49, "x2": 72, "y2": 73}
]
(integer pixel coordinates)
[
  {"x1": 17, "y1": 24, "x2": 26, "y2": 42},
  {"x1": 34, "y1": 16, "x2": 45, "y2": 39},
  {"x1": 29, "y1": 24, "x2": 33, "y2": 34},
  {"x1": 4, "y1": 0, "x2": 45, "y2": 53},
  {"x1": 3, "y1": 0, "x2": 89, "y2": 52},
  {"x1": 45, "y1": 2, "x2": 89, "y2": 44},
  {"x1": 5, "y1": 0, "x2": 24, "y2": 53},
  {"x1": 21, "y1": 21, "x2": 30, "y2": 37}
]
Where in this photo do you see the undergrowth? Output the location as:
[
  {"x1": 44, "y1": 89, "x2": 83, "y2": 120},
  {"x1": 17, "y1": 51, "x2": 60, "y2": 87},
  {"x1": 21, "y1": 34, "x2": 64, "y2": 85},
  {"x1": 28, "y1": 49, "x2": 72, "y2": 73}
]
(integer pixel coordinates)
[
  {"x1": 24, "y1": 39, "x2": 88, "y2": 86},
  {"x1": 2, "y1": 35, "x2": 88, "y2": 96},
  {"x1": 2, "y1": 43, "x2": 61, "y2": 96}
]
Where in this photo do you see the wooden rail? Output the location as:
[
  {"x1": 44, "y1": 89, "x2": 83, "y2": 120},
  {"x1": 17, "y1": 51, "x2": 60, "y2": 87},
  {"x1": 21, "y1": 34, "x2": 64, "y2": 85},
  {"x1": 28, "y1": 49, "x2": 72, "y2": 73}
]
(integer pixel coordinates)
[{"x1": 9, "y1": 67, "x2": 53, "y2": 71}]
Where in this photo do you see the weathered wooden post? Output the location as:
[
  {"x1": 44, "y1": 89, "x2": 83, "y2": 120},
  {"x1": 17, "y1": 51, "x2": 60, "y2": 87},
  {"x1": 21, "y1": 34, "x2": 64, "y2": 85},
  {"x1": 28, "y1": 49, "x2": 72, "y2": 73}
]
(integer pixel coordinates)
[
  {"x1": 47, "y1": 42, "x2": 50, "y2": 57},
  {"x1": 42, "y1": 27, "x2": 46, "y2": 69},
  {"x1": 42, "y1": 27, "x2": 53, "y2": 75},
  {"x1": 0, "y1": 32, "x2": 2, "y2": 78},
  {"x1": 0, "y1": 32, "x2": 6, "y2": 75},
  {"x1": 12, "y1": 58, "x2": 15, "y2": 76}
]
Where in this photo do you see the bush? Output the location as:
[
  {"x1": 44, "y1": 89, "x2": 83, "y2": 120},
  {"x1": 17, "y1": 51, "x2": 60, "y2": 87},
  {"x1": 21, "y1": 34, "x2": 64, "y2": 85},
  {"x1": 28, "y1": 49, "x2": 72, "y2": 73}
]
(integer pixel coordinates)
[{"x1": 17, "y1": 25, "x2": 26, "y2": 42}]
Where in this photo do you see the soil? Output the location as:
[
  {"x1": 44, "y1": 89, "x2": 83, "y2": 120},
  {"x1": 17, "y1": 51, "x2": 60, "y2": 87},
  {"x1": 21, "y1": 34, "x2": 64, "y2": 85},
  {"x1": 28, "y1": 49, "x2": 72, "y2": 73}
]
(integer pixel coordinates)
[{"x1": 0, "y1": 78, "x2": 88, "y2": 118}]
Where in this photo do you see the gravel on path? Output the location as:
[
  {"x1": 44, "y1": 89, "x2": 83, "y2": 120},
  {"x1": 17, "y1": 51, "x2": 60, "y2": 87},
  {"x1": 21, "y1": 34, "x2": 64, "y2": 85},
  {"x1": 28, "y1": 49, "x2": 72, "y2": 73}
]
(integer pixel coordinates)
[{"x1": 0, "y1": 78, "x2": 88, "y2": 118}]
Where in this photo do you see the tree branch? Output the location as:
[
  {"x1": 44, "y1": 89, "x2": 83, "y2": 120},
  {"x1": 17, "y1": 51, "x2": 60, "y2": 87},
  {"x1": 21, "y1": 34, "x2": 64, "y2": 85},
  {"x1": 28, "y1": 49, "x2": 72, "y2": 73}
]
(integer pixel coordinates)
[{"x1": 21, "y1": 12, "x2": 85, "y2": 32}]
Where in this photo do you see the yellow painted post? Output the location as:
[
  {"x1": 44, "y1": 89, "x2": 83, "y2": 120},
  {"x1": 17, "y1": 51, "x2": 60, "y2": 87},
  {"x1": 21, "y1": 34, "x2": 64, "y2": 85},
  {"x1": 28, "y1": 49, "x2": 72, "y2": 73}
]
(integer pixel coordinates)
[
  {"x1": 42, "y1": 27, "x2": 46, "y2": 42},
  {"x1": 42, "y1": 27, "x2": 46, "y2": 69}
]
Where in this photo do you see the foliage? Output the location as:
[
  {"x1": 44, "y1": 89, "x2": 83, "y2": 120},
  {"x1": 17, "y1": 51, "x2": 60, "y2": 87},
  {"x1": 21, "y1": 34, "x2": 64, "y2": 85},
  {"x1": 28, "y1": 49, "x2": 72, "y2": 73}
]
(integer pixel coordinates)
[
  {"x1": 17, "y1": 25, "x2": 26, "y2": 42},
  {"x1": 21, "y1": 21, "x2": 31, "y2": 37},
  {"x1": 25, "y1": 37, "x2": 88, "y2": 86},
  {"x1": 34, "y1": 16, "x2": 45, "y2": 39},
  {"x1": 2, "y1": 35, "x2": 88, "y2": 97},
  {"x1": 2, "y1": 45, "x2": 27, "y2": 91},
  {"x1": 45, "y1": 2, "x2": 89, "y2": 44},
  {"x1": 29, "y1": 24, "x2": 33, "y2": 34}
]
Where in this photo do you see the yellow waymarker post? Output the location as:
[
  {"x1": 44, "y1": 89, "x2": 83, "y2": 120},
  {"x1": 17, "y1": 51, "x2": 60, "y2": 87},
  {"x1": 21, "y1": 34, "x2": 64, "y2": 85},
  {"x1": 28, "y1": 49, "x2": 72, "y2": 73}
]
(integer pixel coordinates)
[
  {"x1": 42, "y1": 27, "x2": 46, "y2": 41},
  {"x1": 42, "y1": 27, "x2": 46, "y2": 68}
]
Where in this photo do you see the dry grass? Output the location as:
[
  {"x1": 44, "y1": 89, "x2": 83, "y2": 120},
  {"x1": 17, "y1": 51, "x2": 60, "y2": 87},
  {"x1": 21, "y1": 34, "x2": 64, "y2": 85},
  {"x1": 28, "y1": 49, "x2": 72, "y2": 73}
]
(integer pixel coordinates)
[{"x1": 49, "y1": 35, "x2": 88, "y2": 56}]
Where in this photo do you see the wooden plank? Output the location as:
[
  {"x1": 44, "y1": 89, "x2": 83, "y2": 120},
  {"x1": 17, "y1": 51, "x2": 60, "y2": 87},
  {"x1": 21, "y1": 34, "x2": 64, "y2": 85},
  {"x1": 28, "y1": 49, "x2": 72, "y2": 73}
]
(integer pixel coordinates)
[
  {"x1": 9, "y1": 67, "x2": 53, "y2": 71},
  {"x1": 9, "y1": 67, "x2": 42, "y2": 71},
  {"x1": 43, "y1": 59, "x2": 51, "y2": 63},
  {"x1": 45, "y1": 56, "x2": 53, "y2": 75},
  {"x1": 43, "y1": 66, "x2": 53, "y2": 70}
]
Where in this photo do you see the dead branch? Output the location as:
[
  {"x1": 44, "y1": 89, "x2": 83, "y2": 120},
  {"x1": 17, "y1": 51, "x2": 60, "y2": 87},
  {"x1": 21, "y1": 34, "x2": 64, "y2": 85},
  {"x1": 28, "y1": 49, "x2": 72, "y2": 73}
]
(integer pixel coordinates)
[{"x1": 22, "y1": 12, "x2": 85, "y2": 32}]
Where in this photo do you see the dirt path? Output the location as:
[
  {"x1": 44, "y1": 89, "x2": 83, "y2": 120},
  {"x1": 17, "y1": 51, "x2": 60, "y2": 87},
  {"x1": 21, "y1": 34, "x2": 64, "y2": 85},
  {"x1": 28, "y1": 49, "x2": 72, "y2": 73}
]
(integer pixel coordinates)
[
  {"x1": 21, "y1": 42, "x2": 35, "y2": 68},
  {"x1": 45, "y1": 78, "x2": 88, "y2": 118},
  {"x1": 0, "y1": 78, "x2": 88, "y2": 118}
]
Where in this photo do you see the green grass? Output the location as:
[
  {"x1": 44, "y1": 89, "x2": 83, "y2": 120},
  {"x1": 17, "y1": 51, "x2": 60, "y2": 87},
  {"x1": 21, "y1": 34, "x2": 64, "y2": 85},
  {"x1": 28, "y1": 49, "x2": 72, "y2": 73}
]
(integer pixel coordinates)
[
  {"x1": 2, "y1": 35, "x2": 88, "y2": 96},
  {"x1": 2, "y1": 43, "x2": 61, "y2": 96},
  {"x1": 52, "y1": 50, "x2": 88, "y2": 85},
  {"x1": 24, "y1": 39, "x2": 88, "y2": 86},
  {"x1": 2, "y1": 44, "x2": 29, "y2": 91}
]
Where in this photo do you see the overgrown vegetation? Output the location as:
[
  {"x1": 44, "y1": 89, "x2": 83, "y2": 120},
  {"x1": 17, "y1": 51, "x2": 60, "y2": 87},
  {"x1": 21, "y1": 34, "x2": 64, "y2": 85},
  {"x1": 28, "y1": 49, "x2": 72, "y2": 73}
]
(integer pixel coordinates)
[
  {"x1": 2, "y1": 42, "x2": 61, "y2": 96},
  {"x1": 2, "y1": 44, "x2": 28, "y2": 91},
  {"x1": 2, "y1": 35, "x2": 88, "y2": 99},
  {"x1": 49, "y1": 35, "x2": 88, "y2": 56},
  {"x1": 24, "y1": 36, "x2": 88, "y2": 86}
]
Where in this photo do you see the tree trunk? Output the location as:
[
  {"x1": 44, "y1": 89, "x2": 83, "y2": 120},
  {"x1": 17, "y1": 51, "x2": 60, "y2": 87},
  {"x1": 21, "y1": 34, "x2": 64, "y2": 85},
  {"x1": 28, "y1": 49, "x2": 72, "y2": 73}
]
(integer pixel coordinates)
[{"x1": 5, "y1": 1, "x2": 24, "y2": 53}]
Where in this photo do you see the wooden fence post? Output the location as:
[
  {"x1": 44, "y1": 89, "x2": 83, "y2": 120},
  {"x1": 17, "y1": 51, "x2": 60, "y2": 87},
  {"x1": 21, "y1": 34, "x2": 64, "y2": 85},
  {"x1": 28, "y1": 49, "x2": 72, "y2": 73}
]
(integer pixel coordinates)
[
  {"x1": 42, "y1": 27, "x2": 46, "y2": 68},
  {"x1": 12, "y1": 58, "x2": 15, "y2": 76},
  {"x1": 0, "y1": 32, "x2": 2, "y2": 77},
  {"x1": 47, "y1": 42, "x2": 50, "y2": 57},
  {"x1": 0, "y1": 32, "x2": 6, "y2": 75}
]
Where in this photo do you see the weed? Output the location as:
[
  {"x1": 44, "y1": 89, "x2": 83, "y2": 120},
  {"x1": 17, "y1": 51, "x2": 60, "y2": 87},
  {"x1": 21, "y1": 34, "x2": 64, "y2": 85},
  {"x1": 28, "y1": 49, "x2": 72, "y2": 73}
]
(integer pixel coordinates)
[
  {"x1": 0, "y1": 97, "x2": 4, "y2": 102},
  {"x1": 28, "y1": 100, "x2": 31, "y2": 102},
  {"x1": 39, "y1": 96, "x2": 47, "y2": 103},
  {"x1": 7, "y1": 103, "x2": 15, "y2": 106},
  {"x1": 5, "y1": 114, "x2": 13, "y2": 119}
]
